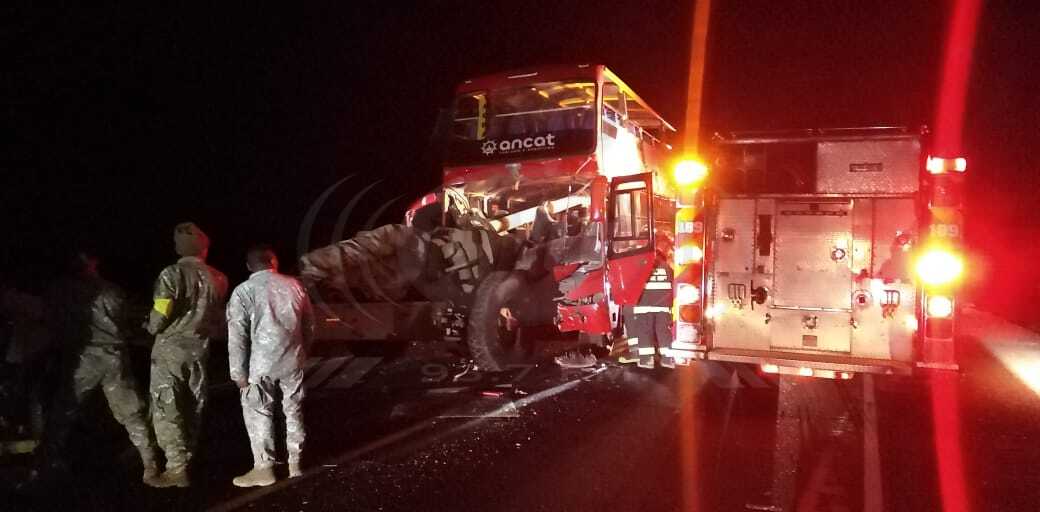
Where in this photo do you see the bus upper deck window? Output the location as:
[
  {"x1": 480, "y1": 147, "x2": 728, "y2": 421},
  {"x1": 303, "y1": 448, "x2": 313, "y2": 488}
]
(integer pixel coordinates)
[
  {"x1": 453, "y1": 93, "x2": 486, "y2": 140},
  {"x1": 602, "y1": 82, "x2": 626, "y2": 119}
]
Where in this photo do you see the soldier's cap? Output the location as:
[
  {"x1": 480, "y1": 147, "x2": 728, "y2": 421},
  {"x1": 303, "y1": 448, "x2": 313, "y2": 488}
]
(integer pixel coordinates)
[{"x1": 174, "y1": 222, "x2": 210, "y2": 257}]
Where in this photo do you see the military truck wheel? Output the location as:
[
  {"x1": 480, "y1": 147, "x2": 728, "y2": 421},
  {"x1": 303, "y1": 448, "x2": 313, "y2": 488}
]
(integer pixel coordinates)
[{"x1": 467, "y1": 270, "x2": 535, "y2": 372}]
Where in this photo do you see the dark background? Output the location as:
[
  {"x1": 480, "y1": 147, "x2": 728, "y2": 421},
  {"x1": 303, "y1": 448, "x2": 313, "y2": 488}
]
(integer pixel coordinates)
[{"x1": 6, "y1": 2, "x2": 1039, "y2": 314}]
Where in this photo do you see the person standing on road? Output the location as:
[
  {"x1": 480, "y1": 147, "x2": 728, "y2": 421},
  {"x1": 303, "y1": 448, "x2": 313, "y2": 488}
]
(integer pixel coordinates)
[
  {"x1": 147, "y1": 222, "x2": 228, "y2": 488},
  {"x1": 623, "y1": 244, "x2": 675, "y2": 369},
  {"x1": 227, "y1": 244, "x2": 314, "y2": 487},
  {"x1": 34, "y1": 250, "x2": 161, "y2": 485}
]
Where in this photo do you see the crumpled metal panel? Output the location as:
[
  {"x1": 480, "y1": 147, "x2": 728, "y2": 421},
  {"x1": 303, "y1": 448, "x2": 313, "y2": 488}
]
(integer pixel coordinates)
[{"x1": 816, "y1": 139, "x2": 920, "y2": 193}]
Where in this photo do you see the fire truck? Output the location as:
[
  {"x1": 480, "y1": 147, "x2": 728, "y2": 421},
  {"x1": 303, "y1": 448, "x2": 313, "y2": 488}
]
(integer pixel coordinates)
[
  {"x1": 303, "y1": 64, "x2": 964, "y2": 378},
  {"x1": 668, "y1": 127, "x2": 966, "y2": 377},
  {"x1": 303, "y1": 63, "x2": 686, "y2": 371}
]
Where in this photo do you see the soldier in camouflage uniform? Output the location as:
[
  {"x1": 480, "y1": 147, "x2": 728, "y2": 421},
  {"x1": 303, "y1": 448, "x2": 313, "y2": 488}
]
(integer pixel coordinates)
[
  {"x1": 146, "y1": 222, "x2": 228, "y2": 488},
  {"x1": 226, "y1": 245, "x2": 313, "y2": 487},
  {"x1": 38, "y1": 250, "x2": 160, "y2": 485}
]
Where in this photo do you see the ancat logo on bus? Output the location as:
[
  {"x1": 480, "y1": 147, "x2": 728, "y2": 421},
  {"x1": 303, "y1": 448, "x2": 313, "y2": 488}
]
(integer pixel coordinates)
[{"x1": 482, "y1": 133, "x2": 557, "y2": 156}]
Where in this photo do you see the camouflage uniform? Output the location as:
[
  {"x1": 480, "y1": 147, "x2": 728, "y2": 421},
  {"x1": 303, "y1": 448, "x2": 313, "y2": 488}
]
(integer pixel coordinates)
[
  {"x1": 147, "y1": 255, "x2": 228, "y2": 471},
  {"x1": 227, "y1": 269, "x2": 313, "y2": 467},
  {"x1": 43, "y1": 275, "x2": 158, "y2": 471}
]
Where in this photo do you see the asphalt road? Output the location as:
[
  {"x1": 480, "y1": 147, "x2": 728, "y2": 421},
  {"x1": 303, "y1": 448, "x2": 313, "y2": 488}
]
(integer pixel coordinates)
[{"x1": 4, "y1": 307, "x2": 1039, "y2": 511}]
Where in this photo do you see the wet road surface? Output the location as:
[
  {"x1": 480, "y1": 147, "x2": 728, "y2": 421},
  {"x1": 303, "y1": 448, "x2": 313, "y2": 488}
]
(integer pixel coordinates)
[{"x1": 3, "y1": 307, "x2": 1040, "y2": 511}]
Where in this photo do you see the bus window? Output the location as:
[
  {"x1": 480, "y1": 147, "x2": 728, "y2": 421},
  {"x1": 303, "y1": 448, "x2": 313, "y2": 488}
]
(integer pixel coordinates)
[
  {"x1": 602, "y1": 82, "x2": 626, "y2": 119},
  {"x1": 600, "y1": 83, "x2": 643, "y2": 176},
  {"x1": 452, "y1": 92, "x2": 487, "y2": 141},
  {"x1": 611, "y1": 182, "x2": 651, "y2": 256},
  {"x1": 445, "y1": 80, "x2": 597, "y2": 166}
]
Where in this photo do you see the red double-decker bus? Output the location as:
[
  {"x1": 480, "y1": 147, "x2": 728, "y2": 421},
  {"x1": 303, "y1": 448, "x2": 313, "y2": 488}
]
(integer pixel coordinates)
[{"x1": 308, "y1": 63, "x2": 690, "y2": 371}]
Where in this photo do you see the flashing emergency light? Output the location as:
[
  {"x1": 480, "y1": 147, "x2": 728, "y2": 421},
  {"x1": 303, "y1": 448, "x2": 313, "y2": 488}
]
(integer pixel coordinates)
[
  {"x1": 673, "y1": 159, "x2": 708, "y2": 186},
  {"x1": 926, "y1": 156, "x2": 967, "y2": 174},
  {"x1": 915, "y1": 249, "x2": 964, "y2": 286},
  {"x1": 927, "y1": 295, "x2": 955, "y2": 318},
  {"x1": 675, "y1": 244, "x2": 704, "y2": 265},
  {"x1": 675, "y1": 283, "x2": 701, "y2": 305}
]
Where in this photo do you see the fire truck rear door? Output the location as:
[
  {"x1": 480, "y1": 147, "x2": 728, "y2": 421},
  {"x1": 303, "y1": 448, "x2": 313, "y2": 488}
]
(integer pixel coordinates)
[
  {"x1": 606, "y1": 173, "x2": 656, "y2": 305},
  {"x1": 770, "y1": 200, "x2": 853, "y2": 352}
]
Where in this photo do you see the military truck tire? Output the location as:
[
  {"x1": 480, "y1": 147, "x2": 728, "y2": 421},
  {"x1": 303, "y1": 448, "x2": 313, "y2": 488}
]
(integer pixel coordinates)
[{"x1": 466, "y1": 270, "x2": 535, "y2": 372}]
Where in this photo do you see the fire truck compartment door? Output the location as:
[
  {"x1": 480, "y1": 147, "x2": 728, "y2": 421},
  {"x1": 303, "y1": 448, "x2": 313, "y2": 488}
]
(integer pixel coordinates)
[
  {"x1": 773, "y1": 199, "x2": 852, "y2": 351},
  {"x1": 606, "y1": 173, "x2": 655, "y2": 305},
  {"x1": 773, "y1": 201, "x2": 853, "y2": 310},
  {"x1": 770, "y1": 200, "x2": 853, "y2": 352}
]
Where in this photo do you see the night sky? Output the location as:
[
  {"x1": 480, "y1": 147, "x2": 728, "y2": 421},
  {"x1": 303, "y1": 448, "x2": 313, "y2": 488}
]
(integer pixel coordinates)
[{"x1": 6, "y1": 2, "x2": 1039, "y2": 307}]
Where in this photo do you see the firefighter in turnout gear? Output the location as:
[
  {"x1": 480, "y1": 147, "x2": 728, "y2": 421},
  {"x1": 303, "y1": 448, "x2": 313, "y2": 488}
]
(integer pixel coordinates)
[
  {"x1": 622, "y1": 247, "x2": 674, "y2": 369},
  {"x1": 35, "y1": 250, "x2": 160, "y2": 485},
  {"x1": 147, "y1": 222, "x2": 228, "y2": 488},
  {"x1": 227, "y1": 245, "x2": 314, "y2": 487}
]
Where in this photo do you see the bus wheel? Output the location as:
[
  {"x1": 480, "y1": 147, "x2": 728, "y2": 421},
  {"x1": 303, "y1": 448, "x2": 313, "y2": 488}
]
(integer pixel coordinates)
[{"x1": 467, "y1": 271, "x2": 535, "y2": 372}]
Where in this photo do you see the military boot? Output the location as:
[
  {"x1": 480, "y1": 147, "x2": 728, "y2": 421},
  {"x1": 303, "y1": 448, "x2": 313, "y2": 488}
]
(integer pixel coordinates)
[
  {"x1": 233, "y1": 465, "x2": 276, "y2": 487},
  {"x1": 288, "y1": 462, "x2": 303, "y2": 478},
  {"x1": 140, "y1": 445, "x2": 162, "y2": 487},
  {"x1": 142, "y1": 464, "x2": 162, "y2": 487},
  {"x1": 153, "y1": 466, "x2": 190, "y2": 488}
]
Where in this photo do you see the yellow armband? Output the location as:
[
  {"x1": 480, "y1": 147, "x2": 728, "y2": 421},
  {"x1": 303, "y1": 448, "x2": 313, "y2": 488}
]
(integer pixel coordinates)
[{"x1": 153, "y1": 298, "x2": 172, "y2": 317}]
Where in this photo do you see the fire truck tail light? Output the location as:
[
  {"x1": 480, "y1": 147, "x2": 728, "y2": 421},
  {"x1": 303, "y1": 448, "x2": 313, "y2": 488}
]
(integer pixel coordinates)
[
  {"x1": 675, "y1": 244, "x2": 704, "y2": 265},
  {"x1": 675, "y1": 322, "x2": 699, "y2": 342},
  {"x1": 904, "y1": 315, "x2": 919, "y2": 332},
  {"x1": 915, "y1": 249, "x2": 964, "y2": 286},
  {"x1": 927, "y1": 295, "x2": 954, "y2": 318},
  {"x1": 761, "y1": 364, "x2": 780, "y2": 374},
  {"x1": 675, "y1": 283, "x2": 701, "y2": 305},
  {"x1": 678, "y1": 305, "x2": 701, "y2": 323},
  {"x1": 926, "y1": 156, "x2": 967, "y2": 174}
]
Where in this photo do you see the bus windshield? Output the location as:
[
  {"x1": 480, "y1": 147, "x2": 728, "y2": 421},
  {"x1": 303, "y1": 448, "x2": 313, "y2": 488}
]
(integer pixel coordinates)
[{"x1": 446, "y1": 80, "x2": 597, "y2": 166}]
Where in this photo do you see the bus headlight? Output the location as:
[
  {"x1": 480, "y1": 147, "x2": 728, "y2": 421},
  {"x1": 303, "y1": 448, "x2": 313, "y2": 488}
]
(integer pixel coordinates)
[{"x1": 915, "y1": 249, "x2": 963, "y2": 286}]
